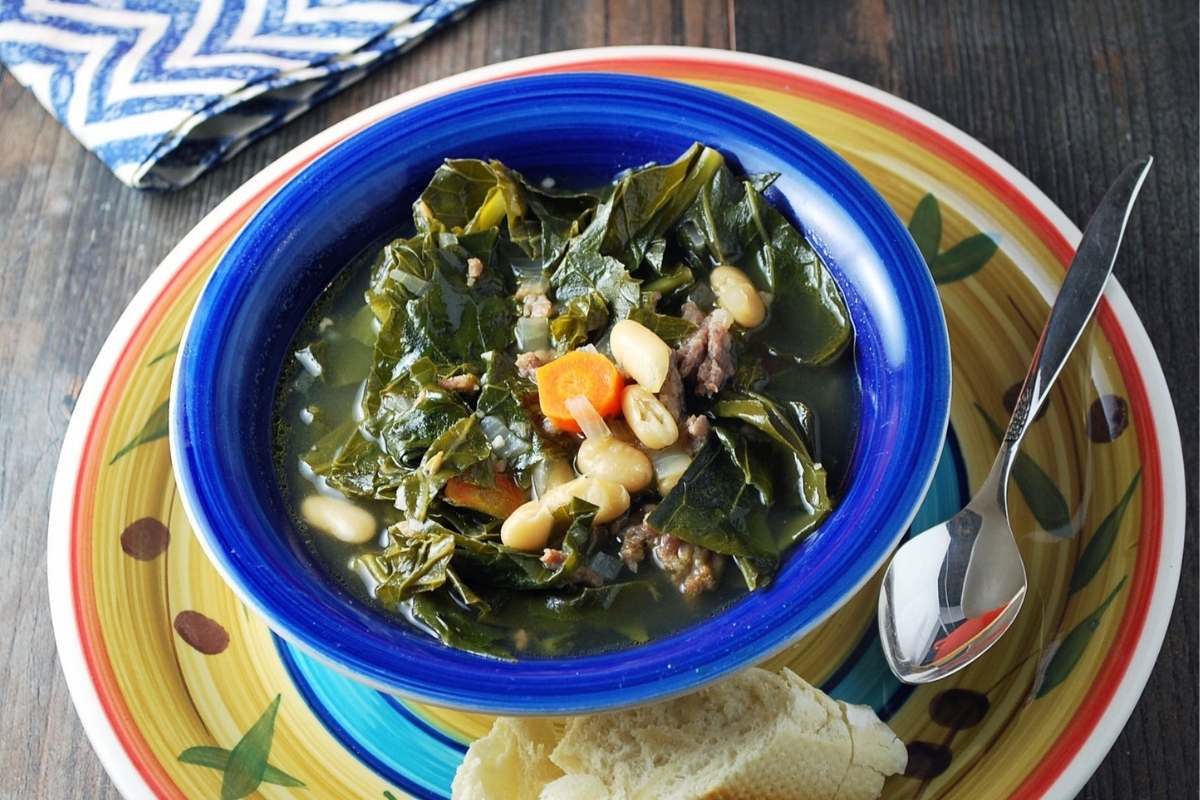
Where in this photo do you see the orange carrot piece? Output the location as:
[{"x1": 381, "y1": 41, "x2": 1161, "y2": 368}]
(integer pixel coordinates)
[
  {"x1": 536, "y1": 351, "x2": 624, "y2": 433},
  {"x1": 444, "y1": 472, "x2": 526, "y2": 519}
]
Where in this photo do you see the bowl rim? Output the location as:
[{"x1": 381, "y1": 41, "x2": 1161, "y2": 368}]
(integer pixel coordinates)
[{"x1": 170, "y1": 71, "x2": 952, "y2": 714}]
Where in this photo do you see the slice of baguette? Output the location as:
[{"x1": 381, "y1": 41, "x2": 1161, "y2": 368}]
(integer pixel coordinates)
[
  {"x1": 450, "y1": 717, "x2": 566, "y2": 800},
  {"x1": 451, "y1": 667, "x2": 906, "y2": 800}
]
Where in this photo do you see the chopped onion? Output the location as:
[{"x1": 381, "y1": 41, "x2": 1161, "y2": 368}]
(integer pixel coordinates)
[
  {"x1": 388, "y1": 268, "x2": 427, "y2": 296},
  {"x1": 649, "y1": 445, "x2": 693, "y2": 495},
  {"x1": 565, "y1": 395, "x2": 611, "y2": 441},
  {"x1": 532, "y1": 457, "x2": 575, "y2": 498},
  {"x1": 515, "y1": 316, "x2": 550, "y2": 352}
]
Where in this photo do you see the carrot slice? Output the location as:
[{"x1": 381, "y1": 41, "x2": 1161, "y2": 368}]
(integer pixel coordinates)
[
  {"x1": 444, "y1": 472, "x2": 526, "y2": 519},
  {"x1": 536, "y1": 351, "x2": 624, "y2": 433}
]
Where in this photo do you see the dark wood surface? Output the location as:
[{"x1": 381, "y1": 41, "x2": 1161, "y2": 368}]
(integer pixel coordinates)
[{"x1": 0, "y1": 1, "x2": 1194, "y2": 797}]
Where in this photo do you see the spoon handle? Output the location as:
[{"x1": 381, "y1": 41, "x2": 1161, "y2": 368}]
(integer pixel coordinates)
[{"x1": 992, "y1": 157, "x2": 1153, "y2": 496}]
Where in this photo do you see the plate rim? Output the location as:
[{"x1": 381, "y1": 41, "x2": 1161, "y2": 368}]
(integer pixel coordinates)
[{"x1": 46, "y1": 45, "x2": 1187, "y2": 800}]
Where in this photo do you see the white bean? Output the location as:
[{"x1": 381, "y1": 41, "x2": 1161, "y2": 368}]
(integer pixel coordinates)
[
  {"x1": 610, "y1": 319, "x2": 672, "y2": 392},
  {"x1": 301, "y1": 494, "x2": 377, "y2": 544},
  {"x1": 576, "y1": 437, "x2": 653, "y2": 493},
  {"x1": 539, "y1": 476, "x2": 631, "y2": 524},
  {"x1": 621, "y1": 385, "x2": 679, "y2": 450},
  {"x1": 500, "y1": 500, "x2": 555, "y2": 551},
  {"x1": 710, "y1": 265, "x2": 766, "y2": 328}
]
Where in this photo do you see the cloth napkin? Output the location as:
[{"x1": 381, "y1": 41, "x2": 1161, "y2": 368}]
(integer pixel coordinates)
[{"x1": 0, "y1": 0, "x2": 481, "y2": 189}]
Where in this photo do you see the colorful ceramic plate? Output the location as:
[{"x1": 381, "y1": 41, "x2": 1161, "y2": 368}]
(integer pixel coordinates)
[{"x1": 49, "y1": 47, "x2": 1185, "y2": 800}]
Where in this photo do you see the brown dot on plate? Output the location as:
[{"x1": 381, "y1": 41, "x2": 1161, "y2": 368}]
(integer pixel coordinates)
[
  {"x1": 1088, "y1": 394, "x2": 1129, "y2": 443},
  {"x1": 929, "y1": 688, "x2": 990, "y2": 729},
  {"x1": 120, "y1": 517, "x2": 170, "y2": 560},
  {"x1": 1002, "y1": 382, "x2": 1048, "y2": 422},
  {"x1": 174, "y1": 611, "x2": 230, "y2": 655},
  {"x1": 905, "y1": 741, "x2": 952, "y2": 780}
]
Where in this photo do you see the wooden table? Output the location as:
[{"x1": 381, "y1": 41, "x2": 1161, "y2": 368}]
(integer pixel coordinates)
[{"x1": 1, "y1": 1, "x2": 1195, "y2": 797}]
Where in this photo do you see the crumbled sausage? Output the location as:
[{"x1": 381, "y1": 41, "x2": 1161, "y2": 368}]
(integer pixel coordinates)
[
  {"x1": 685, "y1": 414, "x2": 711, "y2": 453},
  {"x1": 617, "y1": 506, "x2": 658, "y2": 570},
  {"x1": 438, "y1": 374, "x2": 480, "y2": 393},
  {"x1": 653, "y1": 533, "x2": 726, "y2": 596},
  {"x1": 617, "y1": 506, "x2": 724, "y2": 596},
  {"x1": 522, "y1": 292, "x2": 552, "y2": 318},
  {"x1": 541, "y1": 548, "x2": 566, "y2": 568},
  {"x1": 516, "y1": 350, "x2": 551, "y2": 381},
  {"x1": 657, "y1": 358, "x2": 685, "y2": 422},
  {"x1": 675, "y1": 302, "x2": 736, "y2": 397},
  {"x1": 466, "y1": 257, "x2": 484, "y2": 287}
]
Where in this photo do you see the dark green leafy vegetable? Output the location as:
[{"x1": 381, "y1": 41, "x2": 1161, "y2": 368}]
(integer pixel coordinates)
[
  {"x1": 626, "y1": 301, "x2": 698, "y2": 346},
  {"x1": 287, "y1": 143, "x2": 857, "y2": 658},
  {"x1": 549, "y1": 291, "x2": 610, "y2": 352},
  {"x1": 648, "y1": 427, "x2": 779, "y2": 587},
  {"x1": 675, "y1": 163, "x2": 851, "y2": 364},
  {"x1": 713, "y1": 390, "x2": 829, "y2": 534}
]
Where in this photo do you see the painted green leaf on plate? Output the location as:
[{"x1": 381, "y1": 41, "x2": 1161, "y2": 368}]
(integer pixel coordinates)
[
  {"x1": 906, "y1": 193, "x2": 998, "y2": 283},
  {"x1": 109, "y1": 398, "x2": 169, "y2": 464},
  {"x1": 933, "y1": 233, "x2": 998, "y2": 283},
  {"x1": 907, "y1": 193, "x2": 942, "y2": 266},
  {"x1": 976, "y1": 404, "x2": 1072, "y2": 536},
  {"x1": 1034, "y1": 576, "x2": 1126, "y2": 698},
  {"x1": 221, "y1": 694, "x2": 282, "y2": 800},
  {"x1": 147, "y1": 343, "x2": 179, "y2": 366},
  {"x1": 178, "y1": 746, "x2": 304, "y2": 788},
  {"x1": 1069, "y1": 470, "x2": 1141, "y2": 594}
]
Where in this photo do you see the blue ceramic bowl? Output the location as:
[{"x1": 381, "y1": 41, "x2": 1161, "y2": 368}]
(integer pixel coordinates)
[{"x1": 171, "y1": 73, "x2": 950, "y2": 714}]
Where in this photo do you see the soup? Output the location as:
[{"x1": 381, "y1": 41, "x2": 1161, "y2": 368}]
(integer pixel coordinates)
[{"x1": 274, "y1": 144, "x2": 859, "y2": 658}]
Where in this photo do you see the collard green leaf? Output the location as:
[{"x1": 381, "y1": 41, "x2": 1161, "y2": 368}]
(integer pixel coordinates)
[
  {"x1": 177, "y1": 747, "x2": 304, "y2": 788},
  {"x1": 415, "y1": 159, "x2": 508, "y2": 234},
  {"x1": 395, "y1": 415, "x2": 492, "y2": 520},
  {"x1": 385, "y1": 268, "x2": 514, "y2": 377},
  {"x1": 744, "y1": 187, "x2": 851, "y2": 363},
  {"x1": 590, "y1": 143, "x2": 723, "y2": 271},
  {"x1": 1034, "y1": 576, "x2": 1126, "y2": 698},
  {"x1": 1069, "y1": 470, "x2": 1141, "y2": 594},
  {"x1": 110, "y1": 398, "x2": 169, "y2": 464},
  {"x1": 643, "y1": 264, "x2": 695, "y2": 299},
  {"x1": 673, "y1": 163, "x2": 851, "y2": 363},
  {"x1": 370, "y1": 523, "x2": 457, "y2": 606},
  {"x1": 907, "y1": 193, "x2": 942, "y2": 266},
  {"x1": 977, "y1": 404, "x2": 1072, "y2": 536},
  {"x1": 549, "y1": 291, "x2": 610, "y2": 351},
  {"x1": 377, "y1": 385, "x2": 470, "y2": 465},
  {"x1": 476, "y1": 351, "x2": 565, "y2": 475},
  {"x1": 221, "y1": 695, "x2": 281, "y2": 800},
  {"x1": 550, "y1": 248, "x2": 642, "y2": 320},
  {"x1": 407, "y1": 592, "x2": 512, "y2": 659},
  {"x1": 648, "y1": 427, "x2": 779, "y2": 588},
  {"x1": 626, "y1": 303, "x2": 698, "y2": 346},
  {"x1": 712, "y1": 390, "x2": 828, "y2": 533},
  {"x1": 933, "y1": 233, "x2": 997, "y2": 283}
]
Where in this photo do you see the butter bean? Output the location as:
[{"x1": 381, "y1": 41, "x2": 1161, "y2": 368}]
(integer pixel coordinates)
[
  {"x1": 621, "y1": 385, "x2": 679, "y2": 450},
  {"x1": 539, "y1": 476, "x2": 631, "y2": 524},
  {"x1": 576, "y1": 437, "x2": 653, "y2": 493},
  {"x1": 500, "y1": 500, "x2": 555, "y2": 551},
  {"x1": 610, "y1": 319, "x2": 672, "y2": 392},
  {"x1": 710, "y1": 265, "x2": 766, "y2": 328},
  {"x1": 301, "y1": 494, "x2": 377, "y2": 544}
]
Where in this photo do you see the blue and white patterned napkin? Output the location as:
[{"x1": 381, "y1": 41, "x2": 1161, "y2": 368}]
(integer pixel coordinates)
[{"x1": 0, "y1": 0, "x2": 480, "y2": 189}]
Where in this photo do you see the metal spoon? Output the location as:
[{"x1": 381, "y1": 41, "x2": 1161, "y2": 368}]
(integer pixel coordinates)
[{"x1": 878, "y1": 156, "x2": 1153, "y2": 684}]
